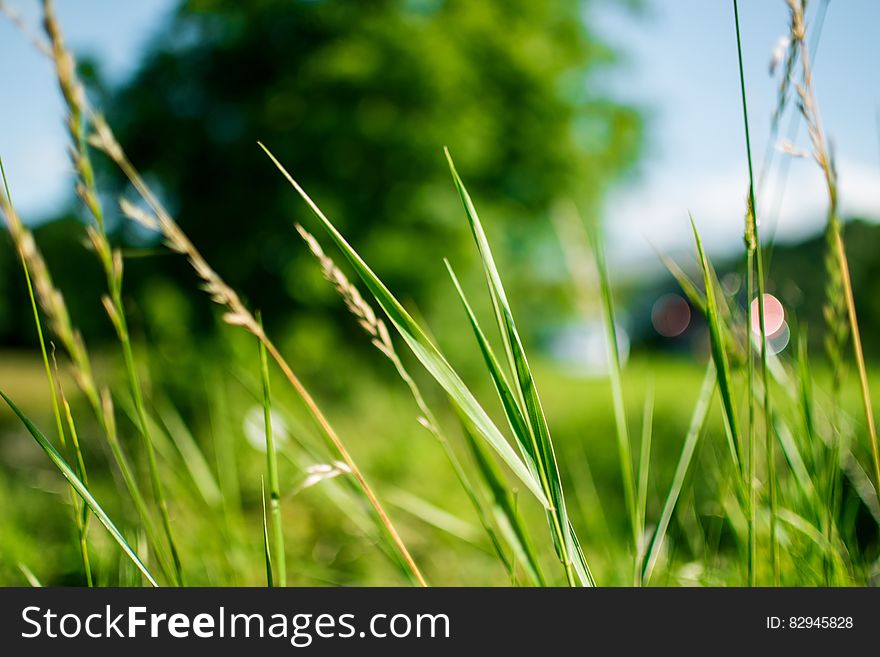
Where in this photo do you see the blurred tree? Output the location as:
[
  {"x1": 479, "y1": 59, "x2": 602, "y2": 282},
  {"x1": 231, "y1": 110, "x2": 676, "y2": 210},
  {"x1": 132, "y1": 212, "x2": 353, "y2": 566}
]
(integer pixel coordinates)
[{"x1": 94, "y1": 0, "x2": 641, "y2": 334}]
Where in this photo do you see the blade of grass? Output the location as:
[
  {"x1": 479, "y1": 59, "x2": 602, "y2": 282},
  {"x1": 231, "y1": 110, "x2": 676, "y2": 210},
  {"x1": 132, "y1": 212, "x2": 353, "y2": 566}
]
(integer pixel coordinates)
[
  {"x1": 55, "y1": 360, "x2": 93, "y2": 587},
  {"x1": 2, "y1": 157, "x2": 92, "y2": 585},
  {"x1": 259, "y1": 142, "x2": 547, "y2": 508},
  {"x1": 1, "y1": 390, "x2": 158, "y2": 587},
  {"x1": 445, "y1": 261, "x2": 539, "y2": 482},
  {"x1": 92, "y1": 125, "x2": 424, "y2": 586},
  {"x1": 295, "y1": 224, "x2": 520, "y2": 583},
  {"x1": 733, "y1": 0, "x2": 778, "y2": 586},
  {"x1": 444, "y1": 151, "x2": 590, "y2": 586},
  {"x1": 691, "y1": 218, "x2": 744, "y2": 478},
  {"x1": 42, "y1": 0, "x2": 185, "y2": 585}
]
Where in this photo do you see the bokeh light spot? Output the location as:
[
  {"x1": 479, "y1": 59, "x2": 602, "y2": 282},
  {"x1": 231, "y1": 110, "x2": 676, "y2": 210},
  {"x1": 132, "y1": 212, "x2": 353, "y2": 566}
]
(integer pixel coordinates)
[
  {"x1": 651, "y1": 293, "x2": 691, "y2": 337},
  {"x1": 750, "y1": 293, "x2": 785, "y2": 336}
]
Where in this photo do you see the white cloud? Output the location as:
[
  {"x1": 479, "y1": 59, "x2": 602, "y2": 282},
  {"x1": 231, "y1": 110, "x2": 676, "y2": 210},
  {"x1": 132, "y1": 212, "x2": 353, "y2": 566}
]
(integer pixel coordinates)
[{"x1": 604, "y1": 156, "x2": 880, "y2": 271}]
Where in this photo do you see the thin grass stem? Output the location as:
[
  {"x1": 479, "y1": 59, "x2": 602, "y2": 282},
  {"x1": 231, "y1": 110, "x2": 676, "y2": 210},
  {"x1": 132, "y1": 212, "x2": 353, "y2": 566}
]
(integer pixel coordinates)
[{"x1": 258, "y1": 313, "x2": 286, "y2": 587}]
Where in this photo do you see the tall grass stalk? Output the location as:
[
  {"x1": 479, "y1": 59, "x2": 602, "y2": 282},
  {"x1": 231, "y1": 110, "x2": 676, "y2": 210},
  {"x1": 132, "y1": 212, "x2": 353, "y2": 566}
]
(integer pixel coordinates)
[
  {"x1": 0, "y1": 178, "x2": 173, "y2": 581},
  {"x1": 264, "y1": 143, "x2": 589, "y2": 584},
  {"x1": 296, "y1": 225, "x2": 540, "y2": 584},
  {"x1": 0, "y1": 170, "x2": 164, "y2": 579},
  {"x1": 56, "y1": 370, "x2": 94, "y2": 587},
  {"x1": 1, "y1": 158, "x2": 93, "y2": 585},
  {"x1": 444, "y1": 153, "x2": 591, "y2": 586},
  {"x1": 732, "y1": 0, "x2": 778, "y2": 585},
  {"x1": 260, "y1": 478, "x2": 274, "y2": 588},
  {"x1": 761, "y1": 0, "x2": 829, "y2": 254},
  {"x1": 786, "y1": 0, "x2": 880, "y2": 508},
  {"x1": 89, "y1": 122, "x2": 425, "y2": 587},
  {"x1": 41, "y1": 0, "x2": 185, "y2": 585}
]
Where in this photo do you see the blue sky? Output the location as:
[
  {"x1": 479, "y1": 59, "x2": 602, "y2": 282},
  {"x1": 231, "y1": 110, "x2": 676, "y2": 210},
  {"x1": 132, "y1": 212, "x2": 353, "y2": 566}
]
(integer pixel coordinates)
[
  {"x1": 1, "y1": 0, "x2": 877, "y2": 266},
  {"x1": 591, "y1": 0, "x2": 880, "y2": 266},
  {"x1": 0, "y1": 0, "x2": 176, "y2": 216}
]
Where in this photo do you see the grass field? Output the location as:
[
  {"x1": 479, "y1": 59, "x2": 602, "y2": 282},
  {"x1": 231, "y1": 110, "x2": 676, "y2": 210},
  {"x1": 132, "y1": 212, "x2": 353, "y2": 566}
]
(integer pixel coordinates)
[
  {"x1": 1, "y1": 0, "x2": 879, "y2": 587},
  {"x1": 1, "y1": 348, "x2": 878, "y2": 586}
]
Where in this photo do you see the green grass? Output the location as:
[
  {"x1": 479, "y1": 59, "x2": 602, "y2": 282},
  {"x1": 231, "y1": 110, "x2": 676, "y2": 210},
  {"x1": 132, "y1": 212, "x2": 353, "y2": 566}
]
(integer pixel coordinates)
[
  {"x1": 0, "y1": 0, "x2": 878, "y2": 588},
  {"x1": 0, "y1": 390, "x2": 157, "y2": 586}
]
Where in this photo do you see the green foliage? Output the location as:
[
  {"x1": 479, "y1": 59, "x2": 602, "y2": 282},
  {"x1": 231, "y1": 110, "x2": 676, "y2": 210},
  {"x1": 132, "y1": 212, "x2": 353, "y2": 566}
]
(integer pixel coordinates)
[{"x1": 97, "y1": 0, "x2": 640, "y2": 332}]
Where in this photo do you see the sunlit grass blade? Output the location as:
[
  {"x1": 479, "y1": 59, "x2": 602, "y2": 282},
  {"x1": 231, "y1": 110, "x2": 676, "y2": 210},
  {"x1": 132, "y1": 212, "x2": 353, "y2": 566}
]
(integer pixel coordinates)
[
  {"x1": 444, "y1": 149, "x2": 589, "y2": 586},
  {"x1": 691, "y1": 218, "x2": 743, "y2": 477},
  {"x1": 445, "y1": 262, "x2": 547, "y2": 583},
  {"x1": 733, "y1": 0, "x2": 777, "y2": 585},
  {"x1": 445, "y1": 149, "x2": 590, "y2": 585},
  {"x1": 1, "y1": 390, "x2": 158, "y2": 587},
  {"x1": 643, "y1": 363, "x2": 715, "y2": 584},
  {"x1": 445, "y1": 260, "x2": 538, "y2": 480},
  {"x1": 259, "y1": 142, "x2": 546, "y2": 507},
  {"x1": 295, "y1": 223, "x2": 515, "y2": 582}
]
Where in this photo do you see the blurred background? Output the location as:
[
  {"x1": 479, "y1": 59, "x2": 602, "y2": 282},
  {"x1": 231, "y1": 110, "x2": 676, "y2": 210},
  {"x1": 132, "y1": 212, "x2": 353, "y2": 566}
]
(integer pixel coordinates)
[{"x1": 0, "y1": 0, "x2": 878, "y2": 585}]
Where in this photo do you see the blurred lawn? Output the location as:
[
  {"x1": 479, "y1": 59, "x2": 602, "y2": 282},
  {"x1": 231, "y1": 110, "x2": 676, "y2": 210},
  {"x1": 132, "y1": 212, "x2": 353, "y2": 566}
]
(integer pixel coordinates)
[{"x1": 2, "y1": 345, "x2": 877, "y2": 586}]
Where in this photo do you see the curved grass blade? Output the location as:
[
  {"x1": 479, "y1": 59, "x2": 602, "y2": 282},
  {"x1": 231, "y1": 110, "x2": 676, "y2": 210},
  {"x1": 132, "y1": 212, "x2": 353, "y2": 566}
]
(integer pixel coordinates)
[
  {"x1": 444, "y1": 152, "x2": 589, "y2": 585},
  {"x1": 1, "y1": 390, "x2": 158, "y2": 587},
  {"x1": 445, "y1": 260, "x2": 538, "y2": 481},
  {"x1": 691, "y1": 218, "x2": 743, "y2": 477},
  {"x1": 259, "y1": 142, "x2": 547, "y2": 507}
]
